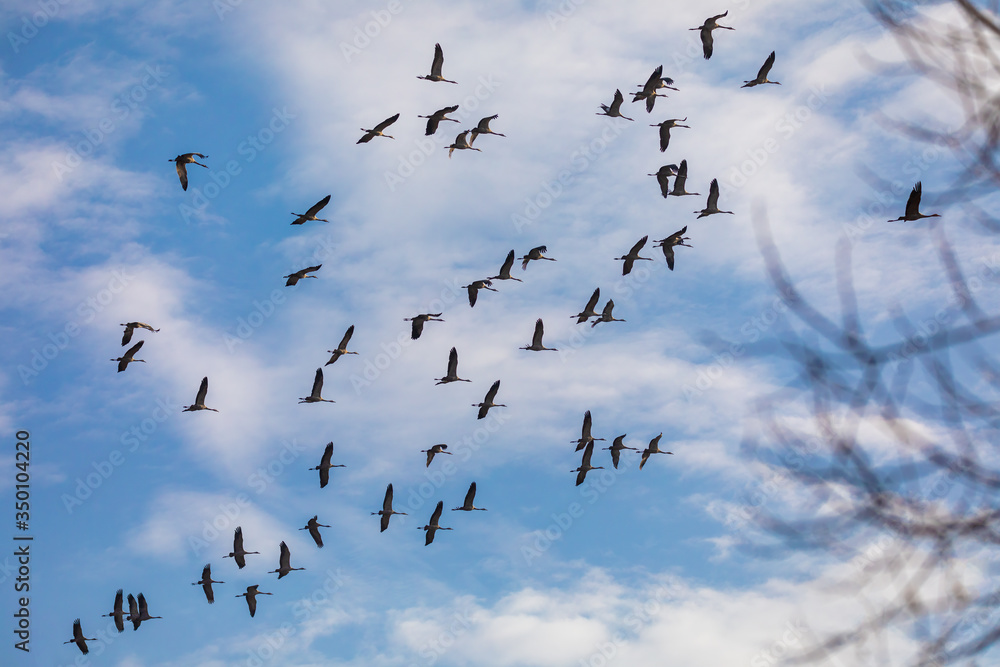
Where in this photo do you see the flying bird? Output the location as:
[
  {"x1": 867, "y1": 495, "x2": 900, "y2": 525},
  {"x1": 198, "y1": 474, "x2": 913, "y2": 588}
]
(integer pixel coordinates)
[
  {"x1": 469, "y1": 114, "x2": 505, "y2": 145},
  {"x1": 120, "y1": 321, "x2": 158, "y2": 346},
  {"x1": 489, "y1": 249, "x2": 524, "y2": 282},
  {"x1": 102, "y1": 589, "x2": 127, "y2": 633},
  {"x1": 639, "y1": 433, "x2": 674, "y2": 470},
  {"x1": 284, "y1": 264, "x2": 322, "y2": 286},
  {"x1": 300, "y1": 368, "x2": 335, "y2": 404},
  {"x1": 520, "y1": 318, "x2": 558, "y2": 351},
  {"x1": 325, "y1": 325, "x2": 358, "y2": 365},
  {"x1": 111, "y1": 340, "x2": 145, "y2": 373},
  {"x1": 223, "y1": 526, "x2": 260, "y2": 569},
  {"x1": 419, "y1": 500, "x2": 453, "y2": 545},
  {"x1": 653, "y1": 227, "x2": 693, "y2": 271},
  {"x1": 357, "y1": 113, "x2": 400, "y2": 143},
  {"x1": 290, "y1": 194, "x2": 331, "y2": 224},
  {"x1": 742, "y1": 51, "x2": 780, "y2": 87},
  {"x1": 419, "y1": 105, "x2": 460, "y2": 136},
  {"x1": 404, "y1": 313, "x2": 444, "y2": 340},
  {"x1": 520, "y1": 245, "x2": 556, "y2": 270},
  {"x1": 435, "y1": 347, "x2": 471, "y2": 384},
  {"x1": 572, "y1": 288, "x2": 601, "y2": 323},
  {"x1": 669, "y1": 159, "x2": 699, "y2": 197},
  {"x1": 695, "y1": 179, "x2": 733, "y2": 218},
  {"x1": 652, "y1": 118, "x2": 689, "y2": 152},
  {"x1": 691, "y1": 11, "x2": 734, "y2": 59},
  {"x1": 633, "y1": 64, "x2": 679, "y2": 113},
  {"x1": 192, "y1": 564, "x2": 224, "y2": 604},
  {"x1": 463, "y1": 279, "x2": 497, "y2": 307},
  {"x1": 417, "y1": 43, "x2": 457, "y2": 83},
  {"x1": 591, "y1": 300, "x2": 625, "y2": 327},
  {"x1": 126, "y1": 594, "x2": 142, "y2": 630},
  {"x1": 445, "y1": 130, "x2": 481, "y2": 158},
  {"x1": 300, "y1": 515, "x2": 331, "y2": 548},
  {"x1": 310, "y1": 442, "x2": 345, "y2": 488},
  {"x1": 169, "y1": 153, "x2": 208, "y2": 191},
  {"x1": 236, "y1": 585, "x2": 272, "y2": 618},
  {"x1": 452, "y1": 481, "x2": 488, "y2": 511},
  {"x1": 573, "y1": 441, "x2": 605, "y2": 486},
  {"x1": 573, "y1": 410, "x2": 606, "y2": 451},
  {"x1": 372, "y1": 483, "x2": 407, "y2": 532},
  {"x1": 64, "y1": 619, "x2": 96, "y2": 654},
  {"x1": 649, "y1": 164, "x2": 679, "y2": 198},
  {"x1": 473, "y1": 380, "x2": 505, "y2": 419},
  {"x1": 269, "y1": 541, "x2": 305, "y2": 579},
  {"x1": 604, "y1": 434, "x2": 639, "y2": 469},
  {"x1": 183, "y1": 376, "x2": 218, "y2": 412},
  {"x1": 422, "y1": 443, "x2": 452, "y2": 467},
  {"x1": 597, "y1": 89, "x2": 634, "y2": 121},
  {"x1": 615, "y1": 236, "x2": 653, "y2": 275},
  {"x1": 888, "y1": 182, "x2": 941, "y2": 221}
]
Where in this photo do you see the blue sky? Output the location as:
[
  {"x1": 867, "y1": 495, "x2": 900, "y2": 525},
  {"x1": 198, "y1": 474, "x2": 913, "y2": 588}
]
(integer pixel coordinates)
[{"x1": 2, "y1": 0, "x2": 997, "y2": 665}]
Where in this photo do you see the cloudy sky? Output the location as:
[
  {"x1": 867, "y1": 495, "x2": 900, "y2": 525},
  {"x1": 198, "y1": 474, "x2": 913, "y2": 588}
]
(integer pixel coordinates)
[{"x1": 2, "y1": 0, "x2": 996, "y2": 665}]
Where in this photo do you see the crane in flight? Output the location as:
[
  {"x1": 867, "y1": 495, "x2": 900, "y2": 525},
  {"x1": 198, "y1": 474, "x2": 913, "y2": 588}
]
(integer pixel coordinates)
[
  {"x1": 669, "y1": 160, "x2": 699, "y2": 197},
  {"x1": 632, "y1": 65, "x2": 678, "y2": 113},
  {"x1": 183, "y1": 376, "x2": 218, "y2": 412},
  {"x1": 417, "y1": 43, "x2": 457, "y2": 83},
  {"x1": 300, "y1": 368, "x2": 335, "y2": 404},
  {"x1": 573, "y1": 441, "x2": 604, "y2": 486},
  {"x1": 691, "y1": 11, "x2": 734, "y2": 59},
  {"x1": 615, "y1": 235, "x2": 653, "y2": 275},
  {"x1": 463, "y1": 278, "x2": 497, "y2": 307},
  {"x1": 469, "y1": 115, "x2": 506, "y2": 145},
  {"x1": 489, "y1": 249, "x2": 523, "y2": 282},
  {"x1": 120, "y1": 321, "x2": 158, "y2": 346},
  {"x1": 300, "y1": 515, "x2": 331, "y2": 548},
  {"x1": 357, "y1": 113, "x2": 400, "y2": 143},
  {"x1": 192, "y1": 564, "x2": 224, "y2": 604},
  {"x1": 652, "y1": 118, "x2": 689, "y2": 152},
  {"x1": 452, "y1": 481, "x2": 488, "y2": 511},
  {"x1": 597, "y1": 89, "x2": 634, "y2": 121},
  {"x1": 419, "y1": 500, "x2": 453, "y2": 545},
  {"x1": 325, "y1": 325, "x2": 358, "y2": 365},
  {"x1": 310, "y1": 442, "x2": 345, "y2": 488},
  {"x1": 521, "y1": 318, "x2": 558, "y2": 351},
  {"x1": 653, "y1": 227, "x2": 693, "y2": 271},
  {"x1": 445, "y1": 130, "x2": 482, "y2": 158},
  {"x1": 591, "y1": 300, "x2": 625, "y2": 327},
  {"x1": 473, "y1": 380, "x2": 505, "y2": 419},
  {"x1": 695, "y1": 179, "x2": 733, "y2": 218},
  {"x1": 419, "y1": 105, "x2": 460, "y2": 136},
  {"x1": 649, "y1": 164, "x2": 679, "y2": 198},
  {"x1": 572, "y1": 410, "x2": 606, "y2": 451},
  {"x1": 373, "y1": 483, "x2": 408, "y2": 532},
  {"x1": 284, "y1": 264, "x2": 322, "y2": 286},
  {"x1": 169, "y1": 153, "x2": 208, "y2": 190},
  {"x1": 572, "y1": 288, "x2": 601, "y2": 323},
  {"x1": 222, "y1": 526, "x2": 259, "y2": 569},
  {"x1": 102, "y1": 589, "x2": 127, "y2": 633},
  {"x1": 64, "y1": 619, "x2": 96, "y2": 654},
  {"x1": 290, "y1": 194, "x2": 331, "y2": 224},
  {"x1": 112, "y1": 340, "x2": 145, "y2": 372},
  {"x1": 435, "y1": 347, "x2": 471, "y2": 384},
  {"x1": 604, "y1": 434, "x2": 639, "y2": 469},
  {"x1": 742, "y1": 51, "x2": 781, "y2": 87},
  {"x1": 639, "y1": 433, "x2": 673, "y2": 469},
  {"x1": 520, "y1": 245, "x2": 556, "y2": 269},
  {"x1": 236, "y1": 585, "x2": 272, "y2": 617},
  {"x1": 269, "y1": 541, "x2": 305, "y2": 578},
  {"x1": 422, "y1": 443, "x2": 452, "y2": 467},
  {"x1": 888, "y1": 182, "x2": 941, "y2": 221},
  {"x1": 405, "y1": 313, "x2": 444, "y2": 340}
]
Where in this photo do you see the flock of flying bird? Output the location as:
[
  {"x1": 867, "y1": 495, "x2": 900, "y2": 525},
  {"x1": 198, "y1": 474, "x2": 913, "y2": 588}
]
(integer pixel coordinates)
[{"x1": 67, "y1": 10, "x2": 945, "y2": 655}]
